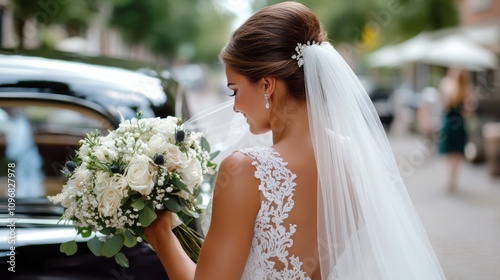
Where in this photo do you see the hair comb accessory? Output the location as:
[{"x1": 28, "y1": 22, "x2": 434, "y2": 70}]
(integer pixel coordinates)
[{"x1": 291, "y1": 40, "x2": 320, "y2": 67}]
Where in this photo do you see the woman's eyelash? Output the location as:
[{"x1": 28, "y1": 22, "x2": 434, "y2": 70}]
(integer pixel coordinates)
[{"x1": 228, "y1": 91, "x2": 237, "y2": 97}]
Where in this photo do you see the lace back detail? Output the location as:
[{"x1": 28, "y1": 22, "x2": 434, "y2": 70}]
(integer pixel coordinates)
[{"x1": 239, "y1": 147, "x2": 310, "y2": 280}]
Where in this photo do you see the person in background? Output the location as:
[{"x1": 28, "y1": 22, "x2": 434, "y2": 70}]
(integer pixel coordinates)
[
  {"x1": 4, "y1": 108, "x2": 45, "y2": 198},
  {"x1": 438, "y1": 68, "x2": 473, "y2": 192}
]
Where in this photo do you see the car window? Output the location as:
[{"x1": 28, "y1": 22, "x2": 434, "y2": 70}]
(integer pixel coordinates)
[{"x1": 0, "y1": 105, "x2": 112, "y2": 199}]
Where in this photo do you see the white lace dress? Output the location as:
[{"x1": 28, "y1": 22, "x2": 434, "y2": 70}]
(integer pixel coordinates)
[{"x1": 201, "y1": 146, "x2": 311, "y2": 280}]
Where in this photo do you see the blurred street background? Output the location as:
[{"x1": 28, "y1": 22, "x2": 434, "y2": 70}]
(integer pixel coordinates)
[{"x1": 0, "y1": 0, "x2": 499, "y2": 279}]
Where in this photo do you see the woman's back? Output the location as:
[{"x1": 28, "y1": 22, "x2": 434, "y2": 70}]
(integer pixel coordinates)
[{"x1": 236, "y1": 143, "x2": 320, "y2": 279}]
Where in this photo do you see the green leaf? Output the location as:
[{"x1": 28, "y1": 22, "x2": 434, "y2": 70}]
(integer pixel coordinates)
[
  {"x1": 60, "y1": 240, "x2": 78, "y2": 256},
  {"x1": 131, "y1": 197, "x2": 145, "y2": 210},
  {"x1": 176, "y1": 196, "x2": 190, "y2": 207},
  {"x1": 171, "y1": 177, "x2": 190, "y2": 193},
  {"x1": 123, "y1": 231, "x2": 137, "y2": 248},
  {"x1": 200, "y1": 136, "x2": 210, "y2": 153},
  {"x1": 207, "y1": 161, "x2": 217, "y2": 168},
  {"x1": 209, "y1": 150, "x2": 220, "y2": 160},
  {"x1": 115, "y1": 252, "x2": 129, "y2": 268},
  {"x1": 99, "y1": 228, "x2": 115, "y2": 235},
  {"x1": 139, "y1": 205, "x2": 157, "y2": 227},
  {"x1": 87, "y1": 236, "x2": 104, "y2": 256},
  {"x1": 79, "y1": 226, "x2": 92, "y2": 238},
  {"x1": 121, "y1": 196, "x2": 131, "y2": 205},
  {"x1": 102, "y1": 234, "x2": 124, "y2": 258},
  {"x1": 181, "y1": 207, "x2": 200, "y2": 219},
  {"x1": 163, "y1": 198, "x2": 181, "y2": 213},
  {"x1": 193, "y1": 185, "x2": 201, "y2": 198}
]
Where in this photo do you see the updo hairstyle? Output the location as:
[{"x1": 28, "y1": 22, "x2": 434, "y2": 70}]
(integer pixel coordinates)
[{"x1": 219, "y1": 2, "x2": 327, "y2": 101}]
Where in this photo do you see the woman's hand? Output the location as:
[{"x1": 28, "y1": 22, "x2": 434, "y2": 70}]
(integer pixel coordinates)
[{"x1": 143, "y1": 210, "x2": 173, "y2": 248}]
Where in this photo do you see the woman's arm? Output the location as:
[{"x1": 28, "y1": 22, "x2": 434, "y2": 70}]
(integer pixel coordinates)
[{"x1": 144, "y1": 151, "x2": 260, "y2": 280}]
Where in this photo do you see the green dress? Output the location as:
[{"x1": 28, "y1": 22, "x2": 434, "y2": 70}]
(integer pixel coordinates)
[{"x1": 438, "y1": 105, "x2": 467, "y2": 154}]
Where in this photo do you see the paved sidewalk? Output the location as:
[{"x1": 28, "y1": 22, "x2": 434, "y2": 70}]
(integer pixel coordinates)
[{"x1": 389, "y1": 133, "x2": 500, "y2": 280}]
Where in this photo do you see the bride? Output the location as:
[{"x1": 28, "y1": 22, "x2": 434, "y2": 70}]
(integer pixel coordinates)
[{"x1": 144, "y1": 2, "x2": 446, "y2": 279}]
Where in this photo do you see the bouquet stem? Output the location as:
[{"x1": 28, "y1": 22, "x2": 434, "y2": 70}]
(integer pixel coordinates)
[{"x1": 172, "y1": 224, "x2": 203, "y2": 263}]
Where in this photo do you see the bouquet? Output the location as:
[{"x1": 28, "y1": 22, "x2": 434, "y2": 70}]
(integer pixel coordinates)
[{"x1": 48, "y1": 112, "x2": 217, "y2": 267}]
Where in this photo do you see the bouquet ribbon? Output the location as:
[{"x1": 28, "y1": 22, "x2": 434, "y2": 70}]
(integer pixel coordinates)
[{"x1": 171, "y1": 213, "x2": 183, "y2": 229}]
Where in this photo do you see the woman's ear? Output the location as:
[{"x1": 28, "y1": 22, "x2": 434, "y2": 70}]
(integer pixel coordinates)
[{"x1": 260, "y1": 76, "x2": 277, "y2": 97}]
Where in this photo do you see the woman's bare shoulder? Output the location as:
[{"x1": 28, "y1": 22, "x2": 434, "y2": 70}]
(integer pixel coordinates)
[{"x1": 212, "y1": 150, "x2": 259, "y2": 200}]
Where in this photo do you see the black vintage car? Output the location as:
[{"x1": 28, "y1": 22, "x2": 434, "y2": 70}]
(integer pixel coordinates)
[{"x1": 0, "y1": 52, "x2": 189, "y2": 279}]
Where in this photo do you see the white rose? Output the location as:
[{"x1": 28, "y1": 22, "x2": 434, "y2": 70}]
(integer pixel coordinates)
[
  {"x1": 110, "y1": 174, "x2": 128, "y2": 196},
  {"x1": 98, "y1": 185, "x2": 122, "y2": 217},
  {"x1": 94, "y1": 172, "x2": 112, "y2": 197},
  {"x1": 153, "y1": 118, "x2": 177, "y2": 141},
  {"x1": 148, "y1": 133, "x2": 168, "y2": 156},
  {"x1": 165, "y1": 144, "x2": 187, "y2": 171},
  {"x1": 125, "y1": 155, "x2": 155, "y2": 196},
  {"x1": 179, "y1": 159, "x2": 203, "y2": 192}
]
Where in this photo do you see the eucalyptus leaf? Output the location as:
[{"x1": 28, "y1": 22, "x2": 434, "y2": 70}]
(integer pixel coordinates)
[
  {"x1": 102, "y1": 235, "x2": 124, "y2": 258},
  {"x1": 115, "y1": 252, "x2": 129, "y2": 268},
  {"x1": 176, "y1": 196, "x2": 190, "y2": 207},
  {"x1": 139, "y1": 205, "x2": 157, "y2": 227},
  {"x1": 131, "y1": 197, "x2": 145, "y2": 210},
  {"x1": 123, "y1": 231, "x2": 137, "y2": 248},
  {"x1": 171, "y1": 177, "x2": 190, "y2": 193},
  {"x1": 193, "y1": 186, "x2": 200, "y2": 198},
  {"x1": 182, "y1": 207, "x2": 200, "y2": 219},
  {"x1": 200, "y1": 136, "x2": 210, "y2": 153},
  {"x1": 60, "y1": 240, "x2": 78, "y2": 256},
  {"x1": 99, "y1": 228, "x2": 115, "y2": 235},
  {"x1": 209, "y1": 150, "x2": 220, "y2": 160},
  {"x1": 87, "y1": 236, "x2": 104, "y2": 256},
  {"x1": 163, "y1": 198, "x2": 181, "y2": 213}
]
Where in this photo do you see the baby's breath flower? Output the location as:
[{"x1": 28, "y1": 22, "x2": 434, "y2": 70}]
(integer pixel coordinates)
[{"x1": 47, "y1": 115, "x2": 214, "y2": 266}]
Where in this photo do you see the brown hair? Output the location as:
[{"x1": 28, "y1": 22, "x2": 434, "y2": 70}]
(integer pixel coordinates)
[
  {"x1": 219, "y1": 1, "x2": 327, "y2": 101},
  {"x1": 449, "y1": 69, "x2": 469, "y2": 108}
]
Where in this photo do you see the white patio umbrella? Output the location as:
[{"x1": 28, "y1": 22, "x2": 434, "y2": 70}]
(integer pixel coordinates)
[
  {"x1": 397, "y1": 33, "x2": 434, "y2": 62},
  {"x1": 422, "y1": 35, "x2": 497, "y2": 70},
  {"x1": 367, "y1": 33, "x2": 434, "y2": 67},
  {"x1": 367, "y1": 45, "x2": 404, "y2": 68}
]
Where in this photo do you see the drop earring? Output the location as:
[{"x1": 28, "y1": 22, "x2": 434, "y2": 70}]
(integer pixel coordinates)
[{"x1": 264, "y1": 93, "x2": 270, "y2": 109}]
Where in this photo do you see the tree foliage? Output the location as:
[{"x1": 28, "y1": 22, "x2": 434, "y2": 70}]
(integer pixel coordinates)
[
  {"x1": 10, "y1": 0, "x2": 232, "y2": 62},
  {"x1": 253, "y1": 0, "x2": 458, "y2": 50},
  {"x1": 109, "y1": 0, "x2": 233, "y2": 62},
  {"x1": 10, "y1": 0, "x2": 456, "y2": 61},
  {"x1": 11, "y1": 0, "x2": 101, "y2": 48}
]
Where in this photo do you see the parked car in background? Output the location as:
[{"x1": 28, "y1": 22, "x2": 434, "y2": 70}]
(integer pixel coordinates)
[
  {"x1": 0, "y1": 52, "x2": 191, "y2": 279},
  {"x1": 358, "y1": 76, "x2": 396, "y2": 131},
  {"x1": 368, "y1": 87, "x2": 396, "y2": 131}
]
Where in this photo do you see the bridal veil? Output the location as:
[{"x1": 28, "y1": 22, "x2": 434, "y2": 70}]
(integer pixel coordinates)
[{"x1": 303, "y1": 42, "x2": 445, "y2": 279}]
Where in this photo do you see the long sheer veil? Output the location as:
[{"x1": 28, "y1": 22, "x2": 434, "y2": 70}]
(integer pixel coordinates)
[
  {"x1": 184, "y1": 42, "x2": 445, "y2": 280},
  {"x1": 184, "y1": 100, "x2": 272, "y2": 164},
  {"x1": 304, "y1": 42, "x2": 445, "y2": 279}
]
